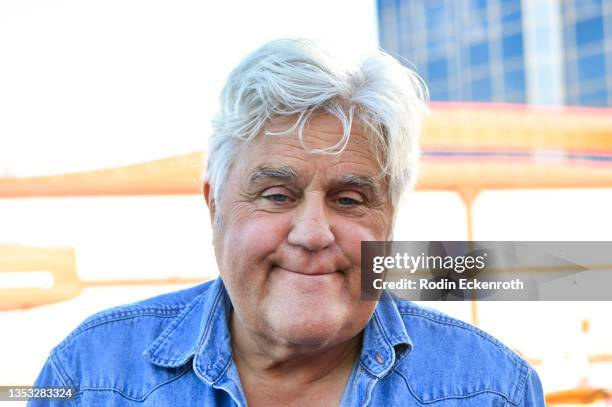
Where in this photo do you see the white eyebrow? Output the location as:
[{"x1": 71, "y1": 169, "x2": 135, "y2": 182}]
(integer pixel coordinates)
[
  {"x1": 248, "y1": 166, "x2": 299, "y2": 183},
  {"x1": 336, "y1": 174, "x2": 381, "y2": 195}
]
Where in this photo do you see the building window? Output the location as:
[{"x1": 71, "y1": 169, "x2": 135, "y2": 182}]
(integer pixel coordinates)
[
  {"x1": 572, "y1": 0, "x2": 603, "y2": 16},
  {"x1": 427, "y1": 58, "x2": 449, "y2": 82},
  {"x1": 425, "y1": 1, "x2": 448, "y2": 30},
  {"x1": 469, "y1": 42, "x2": 490, "y2": 66},
  {"x1": 429, "y1": 85, "x2": 450, "y2": 101},
  {"x1": 502, "y1": 33, "x2": 524, "y2": 59},
  {"x1": 501, "y1": 0, "x2": 522, "y2": 26},
  {"x1": 575, "y1": 16, "x2": 604, "y2": 46},
  {"x1": 504, "y1": 68, "x2": 526, "y2": 93},
  {"x1": 579, "y1": 89, "x2": 608, "y2": 107},
  {"x1": 468, "y1": 0, "x2": 487, "y2": 13},
  {"x1": 578, "y1": 53, "x2": 606, "y2": 82}
]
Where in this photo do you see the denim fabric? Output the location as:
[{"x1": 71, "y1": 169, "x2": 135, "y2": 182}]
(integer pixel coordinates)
[{"x1": 30, "y1": 277, "x2": 545, "y2": 406}]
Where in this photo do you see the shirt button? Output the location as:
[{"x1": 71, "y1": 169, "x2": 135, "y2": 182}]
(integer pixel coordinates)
[{"x1": 375, "y1": 353, "x2": 385, "y2": 365}]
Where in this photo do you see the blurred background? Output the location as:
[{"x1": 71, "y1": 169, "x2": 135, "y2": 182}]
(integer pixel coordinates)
[{"x1": 1, "y1": 0, "x2": 611, "y2": 405}]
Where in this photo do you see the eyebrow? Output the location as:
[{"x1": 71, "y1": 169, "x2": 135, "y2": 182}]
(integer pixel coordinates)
[
  {"x1": 248, "y1": 166, "x2": 299, "y2": 184},
  {"x1": 334, "y1": 174, "x2": 381, "y2": 196},
  {"x1": 247, "y1": 166, "x2": 381, "y2": 196}
]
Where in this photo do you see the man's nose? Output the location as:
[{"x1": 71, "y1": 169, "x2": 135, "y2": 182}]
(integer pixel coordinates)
[{"x1": 287, "y1": 195, "x2": 335, "y2": 251}]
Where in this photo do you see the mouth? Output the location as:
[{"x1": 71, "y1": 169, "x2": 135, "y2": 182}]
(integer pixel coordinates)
[
  {"x1": 274, "y1": 265, "x2": 340, "y2": 276},
  {"x1": 271, "y1": 265, "x2": 347, "y2": 293}
]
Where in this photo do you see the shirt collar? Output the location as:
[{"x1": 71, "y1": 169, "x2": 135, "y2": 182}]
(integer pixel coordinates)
[
  {"x1": 144, "y1": 278, "x2": 412, "y2": 382},
  {"x1": 144, "y1": 277, "x2": 233, "y2": 384}
]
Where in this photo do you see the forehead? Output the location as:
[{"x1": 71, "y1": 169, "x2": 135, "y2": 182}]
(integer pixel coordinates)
[{"x1": 236, "y1": 115, "x2": 382, "y2": 181}]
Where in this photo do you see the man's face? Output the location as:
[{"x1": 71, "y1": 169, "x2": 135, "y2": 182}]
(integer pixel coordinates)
[{"x1": 207, "y1": 114, "x2": 394, "y2": 350}]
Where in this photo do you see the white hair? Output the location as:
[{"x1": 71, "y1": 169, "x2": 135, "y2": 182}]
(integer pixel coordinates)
[{"x1": 205, "y1": 38, "x2": 428, "y2": 208}]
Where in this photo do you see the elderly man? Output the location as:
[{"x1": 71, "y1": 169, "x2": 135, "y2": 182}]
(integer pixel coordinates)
[{"x1": 31, "y1": 39, "x2": 544, "y2": 406}]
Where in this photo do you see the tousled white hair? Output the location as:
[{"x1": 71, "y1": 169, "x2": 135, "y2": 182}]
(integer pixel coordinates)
[{"x1": 205, "y1": 38, "x2": 428, "y2": 208}]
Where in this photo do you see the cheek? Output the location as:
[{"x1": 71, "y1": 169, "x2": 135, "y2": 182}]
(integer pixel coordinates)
[
  {"x1": 334, "y1": 222, "x2": 378, "y2": 299},
  {"x1": 217, "y1": 209, "x2": 291, "y2": 272},
  {"x1": 334, "y1": 217, "x2": 391, "y2": 258}
]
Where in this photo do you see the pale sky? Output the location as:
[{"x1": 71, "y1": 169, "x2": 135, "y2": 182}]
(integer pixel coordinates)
[{"x1": 0, "y1": 0, "x2": 379, "y2": 176}]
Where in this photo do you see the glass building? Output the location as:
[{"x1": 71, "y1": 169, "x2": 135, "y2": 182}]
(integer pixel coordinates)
[{"x1": 377, "y1": 0, "x2": 612, "y2": 107}]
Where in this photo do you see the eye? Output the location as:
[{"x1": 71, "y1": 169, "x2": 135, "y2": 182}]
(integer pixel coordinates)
[
  {"x1": 336, "y1": 195, "x2": 363, "y2": 206},
  {"x1": 264, "y1": 193, "x2": 289, "y2": 203},
  {"x1": 260, "y1": 187, "x2": 294, "y2": 205}
]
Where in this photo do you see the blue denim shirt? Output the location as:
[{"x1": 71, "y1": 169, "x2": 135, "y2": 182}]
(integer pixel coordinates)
[{"x1": 30, "y1": 277, "x2": 545, "y2": 406}]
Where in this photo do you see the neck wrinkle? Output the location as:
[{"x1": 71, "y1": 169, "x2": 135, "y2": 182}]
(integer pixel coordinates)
[{"x1": 230, "y1": 310, "x2": 363, "y2": 386}]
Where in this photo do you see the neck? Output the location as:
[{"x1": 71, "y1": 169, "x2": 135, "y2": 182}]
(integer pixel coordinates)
[{"x1": 230, "y1": 311, "x2": 362, "y2": 404}]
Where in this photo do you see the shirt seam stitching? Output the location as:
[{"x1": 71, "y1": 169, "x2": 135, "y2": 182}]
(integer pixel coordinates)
[
  {"x1": 373, "y1": 312, "x2": 396, "y2": 372},
  {"x1": 73, "y1": 366, "x2": 191, "y2": 401},
  {"x1": 49, "y1": 352, "x2": 78, "y2": 407},
  {"x1": 397, "y1": 309, "x2": 528, "y2": 402},
  {"x1": 400, "y1": 309, "x2": 526, "y2": 365},
  {"x1": 394, "y1": 367, "x2": 517, "y2": 404},
  {"x1": 509, "y1": 364, "x2": 530, "y2": 406},
  {"x1": 56, "y1": 312, "x2": 180, "y2": 353},
  {"x1": 360, "y1": 367, "x2": 379, "y2": 407}
]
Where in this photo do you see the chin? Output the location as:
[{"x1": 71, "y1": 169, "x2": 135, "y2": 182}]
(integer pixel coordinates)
[{"x1": 267, "y1": 306, "x2": 353, "y2": 348}]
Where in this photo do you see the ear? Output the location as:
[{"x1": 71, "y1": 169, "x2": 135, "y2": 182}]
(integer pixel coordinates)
[{"x1": 203, "y1": 181, "x2": 216, "y2": 224}]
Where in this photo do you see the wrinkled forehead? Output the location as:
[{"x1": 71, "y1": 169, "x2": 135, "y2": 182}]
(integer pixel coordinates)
[{"x1": 234, "y1": 115, "x2": 386, "y2": 187}]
